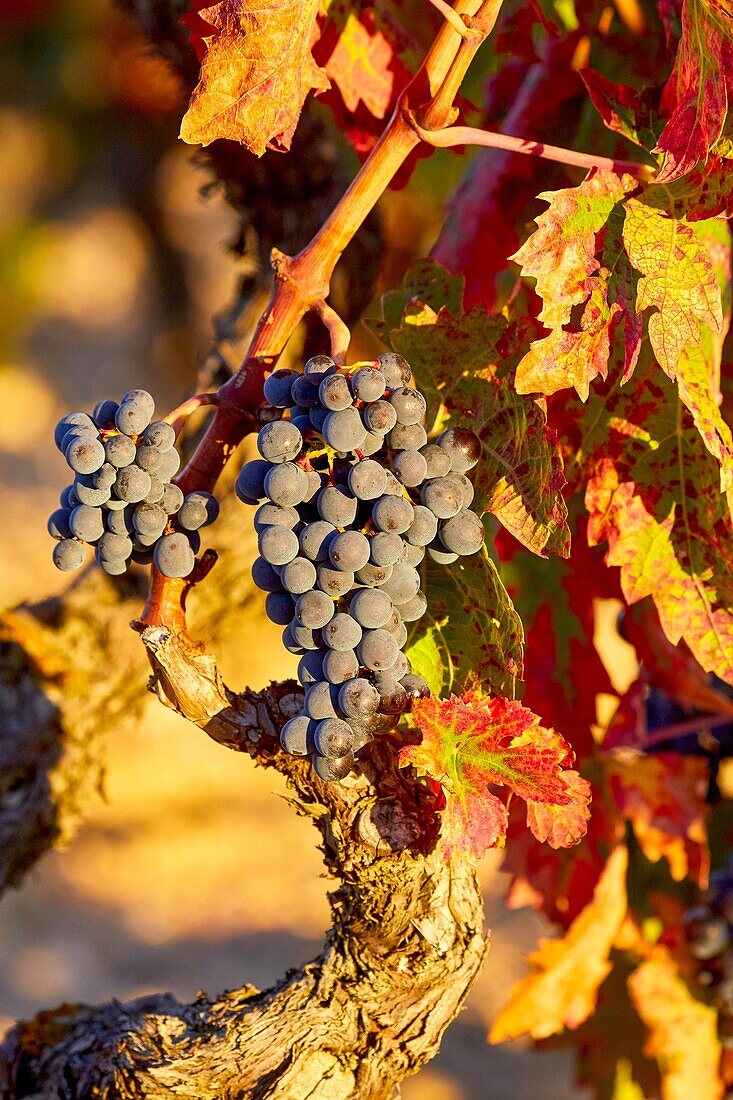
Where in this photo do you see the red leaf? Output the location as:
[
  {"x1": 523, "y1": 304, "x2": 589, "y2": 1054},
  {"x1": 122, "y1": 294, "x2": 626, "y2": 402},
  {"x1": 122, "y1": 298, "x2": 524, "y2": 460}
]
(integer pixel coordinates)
[
  {"x1": 656, "y1": 0, "x2": 733, "y2": 182},
  {"x1": 399, "y1": 692, "x2": 591, "y2": 858}
]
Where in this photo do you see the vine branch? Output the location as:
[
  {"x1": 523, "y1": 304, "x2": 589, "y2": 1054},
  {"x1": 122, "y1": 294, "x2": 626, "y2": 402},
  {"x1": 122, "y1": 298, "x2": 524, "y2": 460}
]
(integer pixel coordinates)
[
  {"x1": 406, "y1": 115, "x2": 655, "y2": 178},
  {"x1": 143, "y1": 0, "x2": 504, "y2": 628}
]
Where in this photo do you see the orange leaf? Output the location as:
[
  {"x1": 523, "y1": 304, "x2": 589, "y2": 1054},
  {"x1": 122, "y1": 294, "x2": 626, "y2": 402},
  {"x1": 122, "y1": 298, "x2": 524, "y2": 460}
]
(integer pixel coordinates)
[
  {"x1": 400, "y1": 692, "x2": 591, "y2": 858},
  {"x1": 606, "y1": 750, "x2": 710, "y2": 886},
  {"x1": 180, "y1": 0, "x2": 330, "y2": 154},
  {"x1": 324, "y1": 13, "x2": 394, "y2": 119},
  {"x1": 628, "y1": 951, "x2": 723, "y2": 1100},
  {"x1": 490, "y1": 844, "x2": 628, "y2": 1042}
]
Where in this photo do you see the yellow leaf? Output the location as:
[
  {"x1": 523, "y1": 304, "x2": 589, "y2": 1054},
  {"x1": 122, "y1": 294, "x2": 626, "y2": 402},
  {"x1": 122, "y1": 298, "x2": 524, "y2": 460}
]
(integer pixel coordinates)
[{"x1": 489, "y1": 844, "x2": 628, "y2": 1042}]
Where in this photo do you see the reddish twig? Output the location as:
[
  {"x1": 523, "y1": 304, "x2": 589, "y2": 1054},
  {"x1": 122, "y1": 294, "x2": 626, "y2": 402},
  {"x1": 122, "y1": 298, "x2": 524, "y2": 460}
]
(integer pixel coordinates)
[
  {"x1": 406, "y1": 114, "x2": 655, "y2": 178},
  {"x1": 142, "y1": 0, "x2": 504, "y2": 628},
  {"x1": 314, "y1": 300, "x2": 352, "y2": 364},
  {"x1": 642, "y1": 712, "x2": 733, "y2": 751},
  {"x1": 163, "y1": 392, "x2": 218, "y2": 434}
]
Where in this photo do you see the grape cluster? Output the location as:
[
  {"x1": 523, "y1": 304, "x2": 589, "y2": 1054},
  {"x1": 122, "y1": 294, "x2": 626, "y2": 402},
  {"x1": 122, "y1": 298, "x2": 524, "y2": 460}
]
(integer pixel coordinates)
[
  {"x1": 48, "y1": 389, "x2": 218, "y2": 579},
  {"x1": 236, "y1": 352, "x2": 484, "y2": 782},
  {"x1": 685, "y1": 858, "x2": 733, "y2": 1053}
]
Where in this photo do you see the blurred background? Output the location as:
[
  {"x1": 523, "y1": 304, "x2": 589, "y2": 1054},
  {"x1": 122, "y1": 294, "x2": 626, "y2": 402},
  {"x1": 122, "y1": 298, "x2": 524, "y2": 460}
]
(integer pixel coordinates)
[{"x1": 0, "y1": 1, "x2": 596, "y2": 1094}]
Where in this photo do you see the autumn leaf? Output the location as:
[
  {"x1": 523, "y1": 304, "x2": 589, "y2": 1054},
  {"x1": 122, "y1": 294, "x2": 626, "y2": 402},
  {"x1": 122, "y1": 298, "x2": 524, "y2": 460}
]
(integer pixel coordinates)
[
  {"x1": 622, "y1": 198, "x2": 723, "y2": 376},
  {"x1": 489, "y1": 844, "x2": 628, "y2": 1042},
  {"x1": 180, "y1": 0, "x2": 330, "y2": 154},
  {"x1": 371, "y1": 260, "x2": 570, "y2": 557},
  {"x1": 628, "y1": 952, "x2": 723, "y2": 1100},
  {"x1": 605, "y1": 750, "x2": 710, "y2": 885},
  {"x1": 580, "y1": 67, "x2": 663, "y2": 152},
  {"x1": 323, "y1": 12, "x2": 393, "y2": 119},
  {"x1": 656, "y1": 0, "x2": 733, "y2": 182},
  {"x1": 406, "y1": 552, "x2": 524, "y2": 700},
  {"x1": 399, "y1": 691, "x2": 591, "y2": 858}
]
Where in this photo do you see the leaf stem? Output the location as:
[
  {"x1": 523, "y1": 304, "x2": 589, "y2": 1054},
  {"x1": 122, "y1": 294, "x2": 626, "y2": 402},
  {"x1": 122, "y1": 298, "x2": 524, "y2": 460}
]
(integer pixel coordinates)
[
  {"x1": 425, "y1": 0, "x2": 474, "y2": 37},
  {"x1": 406, "y1": 115, "x2": 655, "y2": 179}
]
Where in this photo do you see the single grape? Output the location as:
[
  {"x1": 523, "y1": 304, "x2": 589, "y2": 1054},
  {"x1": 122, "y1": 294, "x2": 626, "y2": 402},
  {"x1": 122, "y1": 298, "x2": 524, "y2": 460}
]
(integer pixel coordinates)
[
  {"x1": 259, "y1": 525, "x2": 300, "y2": 566},
  {"x1": 390, "y1": 619, "x2": 408, "y2": 649},
  {"x1": 54, "y1": 412, "x2": 95, "y2": 450},
  {"x1": 427, "y1": 542, "x2": 458, "y2": 564},
  {"x1": 297, "y1": 650, "x2": 325, "y2": 685},
  {"x1": 254, "y1": 502, "x2": 300, "y2": 532},
  {"x1": 358, "y1": 628, "x2": 399, "y2": 672},
  {"x1": 405, "y1": 505, "x2": 438, "y2": 547},
  {"x1": 360, "y1": 429, "x2": 386, "y2": 457},
  {"x1": 350, "y1": 723, "x2": 376, "y2": 754},
  {"x1": 323, "y1": 612, "x2": 363, "y2": 652},
  {"x1": 303, "y1": 354, "x2": 336, "y2": 381},
  {"x1": 389, "y1": 387, "x2": 426, "y2": 426},
  {"x1": 377, "y1": 352, "x2": 411, "y2": 388},
  {"x1": 65, "y1": 435, "x2": 106, "y2": 475},
  {"x1": 132, "y1": 503, "x2": 167, "y2": 539},
  {"x1": 142, "y1": 421, "x2": 176, "y2": 452},
  {"x1": 92, "y1": 463, "x2": 117, "y2": 490},
  {"x1": 382, "y1": 562, "x2": 421, "y2": 604},
  {"x1": 436, "y1": 427, "x2": 481, "y2": 473},
  {"x1": 403, "y1": 542, "x2": 425, "y2": 567},
  {"x1": 421, "y1": 477, "x2": 463, "y2": 519},
  {"x1": 420, "y1": 443, "x2": 451, "y2": 479},
  {"x1": 292, "y1": 623, "x2": 323, "y2": 651},
  {"x1": 157, "y1": 447, "x2": 181, "y2": 482},
  {"x1": 382, "y1": 469, "x2": 404, "y2": 496},
  {"x1": 264, "y1": 368, "x2": 298, "y2": 407},
  {"x1": 280, "y1": 556, "x2": 317, "y2": 594},
  {"x1": 388, "y1": 423, "x2": 428, "y2": 451},
  {"x1": 317, "y1": 485, "x2": 358, "y2": 527},
  {"x1": 322, "y1": 648, "x2": 359, "y2": 684},
  {"x1": 145, "y1": 477, "x2": 165, "y2": 504},
  {"x1": 162, "y1": 483, "x2": 185, "y2": 514},
  {"x1": 352, "y1": 366, "x2": 386, "y2": 402},
  {"x1": 60, "y1": 485, "x2": 79, "y2": 509},
  {"x1": 312, "y1": 751, "x2": 354, "y2": 782},
  {"x1": 52, "y1": 539, "x2": 86, "y2": 572},
  {"x1": 280, "y1": 715, "x2": 313, "y2": 756},
  {"x1": 294, "y1": 589, "x2": 335, "y2": 629},
  {"x1": 355, "y1": 562, "x2": 393, "y2": 587},
  {"x1": 685, "y1": 909, "x2": 731, "y2": 960},
  {"x1": 314, "y1": 718, "x2": 354, "y2": 759},
  {"x1": 264, "y1": 462, "x2": 309, "y2": 507},
  {"x1": 236, "y1": 459, "x2": 270, "y2": 505},
  {"x1": 372, "y1": 495, "x2": 414, "y2": 534},
  {"x1": 106, "y1": 508, "x2": 134, "y2": 536},
  {"x1": 265, "y1": 591, "x2": 295, "y2": 625},
  {"x1": 362, "y1": 399, "x2": 397, "y2": 435},
  {"x1": 338, "y1": 677, "x2": 380, "y2": 720},
  {"x1": 131, "y1": 546, "x2": 154, "y2": 565},
  {"x1": 398, "y1": 590, "x2": 428, "y2": 622},
  {"x1": 400, "y1": 674, "x2": 431, "y2": 700},
  {"x1": 304, "y1": 469, "x2": 325, "y2": 504},
  {"x1": 316, "y1": 564, "x2": 355, "y2": 597},
  {"x1": 257, "y1": 421, "x2": 303, "y2": 464},
  {"x1": 370, "y1": 530, "x2": 404, "y2": 567},
  {"x1": 373, "y1": 673, "x2": 408, "y2": 713},
  {"x1": 309, "y1": 405, "x2": 329, "y2": 432},
  {"x1": 282, "y1": 625, "x2": 303, "y2": 655},
  {"x1": 348, "y1": 459, "x2": 387, "y2": 500},
  {"x1": 69, "y1": 504, "x2": 104, "y2": 542},
  {"x1": 393, "y1": 449, "x2": 428, "y2": 488},
  {"x1": 304, "y1": 681, "x2": 340, "y2": 720},
  {"x1": 291, "y1": 375, "x2": 320, "y2": 408},
  {"x1": 323, "y1": 408, "x2": 367, "y2": 452},
  {"x1": 439, "y1": 509, "x2": 484, "y2": 555},
  {"x1": 115, "y1": 389, "x2": 155, "y2": 436},
  {"x1": 319, "y1": 374, "x2": 353, "y2": 412},
  {"x1": 74, "y1": 476, "x2": 110, "y2": 507},
  {"x1": 291, "y1": 413, "x2": 311, "y2": 434},
  {"x1": 135, "y1": 444, "x2": 162, "y2": 474},
  {"x1": 178, "y1": 491, "x2": 219, "y2": 531},
  {"x1": 391, "y1": 652, "x2": 411, "y2": 681},
  {"x1": 104, "y1": 434, "x2": 137, "y2": 469},
  {"x1": 329, "y1": 530, "x2": 370, "y2": 572},
  {"x1": 97, "y1": 532, "x2": 133, "y2": 562},
  {"x1": 47, "y1": 508, "x2": 72, "y2": 540},
  {"x1": 103, "y1": 495, "x2": 126, "y2": 512},
  {"x1": 299, "y1": 521, "x2": 337, "y2": 562},
  {"x1": 97, "y1": 554, "x2": 127, "y2": 576},
  {"x1": 154, "y1": 532, "x2": 195, "y2": 578},
  {"x1": 251, "y1": 557, "x2": 283, "y2": 593},
  {"x1": 350, "y1": 588, "x2": 393, "y2": 629},
  {"x1": 115, "y1": 466, "x2": 152, "y2": 504},
  {"x1": 92, "y1": 399, "x2": 119, "y2": 430}
]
